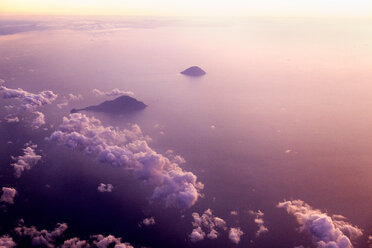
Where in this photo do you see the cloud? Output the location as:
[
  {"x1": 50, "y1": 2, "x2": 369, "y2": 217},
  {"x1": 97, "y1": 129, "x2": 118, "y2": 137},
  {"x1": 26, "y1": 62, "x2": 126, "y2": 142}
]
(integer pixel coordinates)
[
  {"x1": 189, "y1": 209, "x2": 227, "y2": 242},
  {"x1": 230, "y1": 211, "x2": 238, "y2": 216},
  {"x1": 277, "y1": 200, "x2": 363, "y2": 248},
  {"x1": 14, "y1": 219, "x2": 68, "y2": 248},
  {"x1": 0, "y1": 85, "x2": 58, "y2": 111},
  {"x1": 0, "y1": 236, "x2": 16, "y2": 248},
  {"x1": 49, "y1": 113, "x2": 203, "y2": 209},
  {"x1": 4, "y1": 115, "x2": 19, "y2": 123},
  {"x1": 140, "y1": 217, "x2": 156, "y2": 227},
  {"x1": 57, "y1": 93, "x2": 83, "y2": 109},
  {"x1": 11, "y1": 144, "x2": 42, "y2": 178},
  {"x1": 229, "y1": 227, "x2": 244, "y2": 244},
  {"x1": 31, "y1": 111, "x2": 46, "y2": 129},
  {"x1": 0, "y1": 187, "x2": 17, "y2": 204},
  {"x1": 4, "y1": 220, "x2": 134, "y2": 248},
  {"x1": 92, "y1": 88, "x2": 134, "y2": 97},
  {"x1": 97, "y1": 183, "x2": 114, "y2": 193},
  {"x1": 249, "y1": 210, "x2": 269, "y2": 237}
]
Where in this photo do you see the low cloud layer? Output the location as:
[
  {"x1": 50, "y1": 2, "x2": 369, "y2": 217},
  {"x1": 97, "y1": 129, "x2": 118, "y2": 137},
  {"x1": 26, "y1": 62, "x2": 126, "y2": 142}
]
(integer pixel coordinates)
[
  {"x1": 189, "y1": 209, "x2": 227, "y2": 242},
  {"x1": 97, "y1": 183, "x2": 114, "y2": 193},
  {"x1": 92, "y1": 88, "x2": 134, "y2": 97},
  {"x1": 50, "y1": 113, "x2": 203, "y2": 209},
  {"x1": 11, "y1": 144, "x2": 42, "y2": 178},
  {"x1": 0, "y1": 187, "x2": 17, "y2": 204},
  {"x1": 277, "y1": 200, "x2": 363, "y2": 248}
]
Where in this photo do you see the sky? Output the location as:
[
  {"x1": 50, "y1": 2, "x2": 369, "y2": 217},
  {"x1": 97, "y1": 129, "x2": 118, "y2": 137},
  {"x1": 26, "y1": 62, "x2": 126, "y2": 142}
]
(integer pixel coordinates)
[{"x1": 1, "y1": 0, "x2": 372, "y2": 17}]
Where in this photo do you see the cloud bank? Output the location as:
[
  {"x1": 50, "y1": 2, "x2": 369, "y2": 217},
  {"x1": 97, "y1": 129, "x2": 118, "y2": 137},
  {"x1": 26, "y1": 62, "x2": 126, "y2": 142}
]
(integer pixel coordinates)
[
  {"x1": 277, "y1": 200, "x2": 363, "y2": 248},
  {"x1": 50, "y1": 113, "x2": 203, "y2": 209},
  {"x1": 11, "y1": 144, "x2": 42, "y2": 178}
]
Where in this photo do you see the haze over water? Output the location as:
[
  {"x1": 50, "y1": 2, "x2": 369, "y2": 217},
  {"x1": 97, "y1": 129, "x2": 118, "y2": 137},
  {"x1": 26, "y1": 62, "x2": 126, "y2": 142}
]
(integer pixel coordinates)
[{"x1": 0, "y1": 16, "x2": 371, "y2": 248}]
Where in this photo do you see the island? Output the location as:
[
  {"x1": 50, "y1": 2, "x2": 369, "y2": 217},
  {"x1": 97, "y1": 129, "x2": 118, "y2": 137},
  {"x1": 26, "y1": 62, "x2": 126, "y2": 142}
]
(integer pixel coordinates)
[
  {"x1": 180, "y1": 66, "x2": 206, "y2": 77},
  {"x1": 71, "y1": 95, "x2": 146, "y2": 114}
]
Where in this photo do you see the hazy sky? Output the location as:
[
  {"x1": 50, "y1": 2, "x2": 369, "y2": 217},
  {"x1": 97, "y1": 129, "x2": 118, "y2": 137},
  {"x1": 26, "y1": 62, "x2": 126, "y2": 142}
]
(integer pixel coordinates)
[{"x1": 1, "y1": 0, "x2": 372, "y2": 17}]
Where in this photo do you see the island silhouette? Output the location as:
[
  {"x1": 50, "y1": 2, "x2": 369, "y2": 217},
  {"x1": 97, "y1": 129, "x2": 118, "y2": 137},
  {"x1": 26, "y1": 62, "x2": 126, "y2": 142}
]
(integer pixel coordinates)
[
  {"x1": 180, "y1": 66, "x2": 206, "y2": 77},
  {"x1": 71, "y1": 95, "x2": 146, "y2": 114}
]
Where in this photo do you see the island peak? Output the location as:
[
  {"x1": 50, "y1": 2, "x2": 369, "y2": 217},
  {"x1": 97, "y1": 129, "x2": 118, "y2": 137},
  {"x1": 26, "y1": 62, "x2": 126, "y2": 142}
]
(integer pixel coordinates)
[{"x1": 180, "y1": 66, "x2": 206, "y2": 77}]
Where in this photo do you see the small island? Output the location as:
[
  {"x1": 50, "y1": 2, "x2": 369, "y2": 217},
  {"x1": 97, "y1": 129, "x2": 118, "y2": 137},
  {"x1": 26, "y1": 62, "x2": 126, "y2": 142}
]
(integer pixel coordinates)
[
  {"x1": 180, "y1": 66, "x2": 206, "y2": 77},
  {"x1": 71, "y1": 95, "x2": 146, "y2": 114}
]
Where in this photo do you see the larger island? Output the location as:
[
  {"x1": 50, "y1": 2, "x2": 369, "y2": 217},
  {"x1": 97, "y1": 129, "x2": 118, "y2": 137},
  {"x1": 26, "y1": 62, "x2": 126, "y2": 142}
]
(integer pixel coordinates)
[{"x1": 71, "y1": 95, "x2": 147, "y2": 114}]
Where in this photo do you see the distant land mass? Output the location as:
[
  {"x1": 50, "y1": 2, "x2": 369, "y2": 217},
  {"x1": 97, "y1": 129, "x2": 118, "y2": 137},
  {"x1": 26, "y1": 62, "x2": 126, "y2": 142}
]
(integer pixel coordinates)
[
  {"x1": 180, "y1": 66, "x2": 206, "y2": 77},
  {"x1": 71, "y1": 95, "x2": 146, "y2": 114}
]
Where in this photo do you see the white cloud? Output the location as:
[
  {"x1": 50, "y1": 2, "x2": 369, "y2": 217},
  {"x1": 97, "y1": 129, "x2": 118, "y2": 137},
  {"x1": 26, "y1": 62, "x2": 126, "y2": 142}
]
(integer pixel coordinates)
[
  {"x1": 0, "y1": 236, "x2": 16, "y2": 248},
  {"x1": 92, "y1": 88, "x2": 134, "y2": 97},
  {"x1": 50, "y1": 113, "x2": 203, "y2": 209},
  {"x1": 249, "y1": 210, "x2": 269, "y2": 237},
  {"x1": 141, "y1": 217, "x2": 156, "y2": 227},
  {"x1": 57, "y1": 93, "x2": 83, "y2": 109},
  {"x1": 277, "y1": 200, "x2": 363, "y2": 248},
  {"x1": 0, "y1": 85, "x2": 58, "y2": 111},
  {"x1": 4, "y1": 115, "x2": 19, "y2": 123},
  {"x1": 229, "y1": 227, "x2": 244, "y2": 244},
  {"x1": 11, "y1": 144, "x2": 42, "y2": 178},
  {"x1": 31, "y1": 111, "x2": 46, "y2": 129},
  {"x1": 189, "y1": 209, "x2": 227, "y2": 242},
  {"x1": 97, "y1": 183, "x2": 114, "y2": 193},
  {"x1": 4, "y1": 220, "x2": 134, "y2": 248},
  {"x1": 0, "y1": 187, "x2": 17, "y2": 204}
]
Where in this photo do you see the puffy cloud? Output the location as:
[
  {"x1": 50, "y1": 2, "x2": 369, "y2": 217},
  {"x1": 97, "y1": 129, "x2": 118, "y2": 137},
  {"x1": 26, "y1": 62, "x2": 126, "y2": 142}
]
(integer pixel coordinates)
[
  {"x1": 249, "y1": 210, "x2": 268, "y2": 237},
  {"x1": 0, "y1": 187, "x2": 17, "y2": 204},
  {"x1": 140, "y1": 217, "x2": 155, "y2": 227},
  {"x1": 31, "y1": 111, "x2": 46, "y2": 129},
  {"x1": 277, "y1": 200, "x2": 363, "y2": 248},
  {"x1": 11, "y1": 144, "x2": 42, "y2": 178},
  {"x1": 4, "y1": 115, "x2": 19, "y2": 123},
  {"x1": 0, "y1": 235, "x2": 16, "y2": 248},
  {"x1": 229, "y1": 227, "x2": 244, "y2": 244},
  {"x1": 97, "y1": 183, "x2": 114, "y2": 193},
  {"x1": 0, "y1": 85, "x2": 58, "y2": 111},
  {"x1": 189, "y1": 209, "x2": 227, "y2": 242},
  {"x1": 14, "y1": 219, "x2": 68, "y2": 248},
  {"x1": 50, "y1": 113, "x2": 203, "y2": 209},
  {"x1": 92, "y1": 88, "x2": 134, "y2": 97}
]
